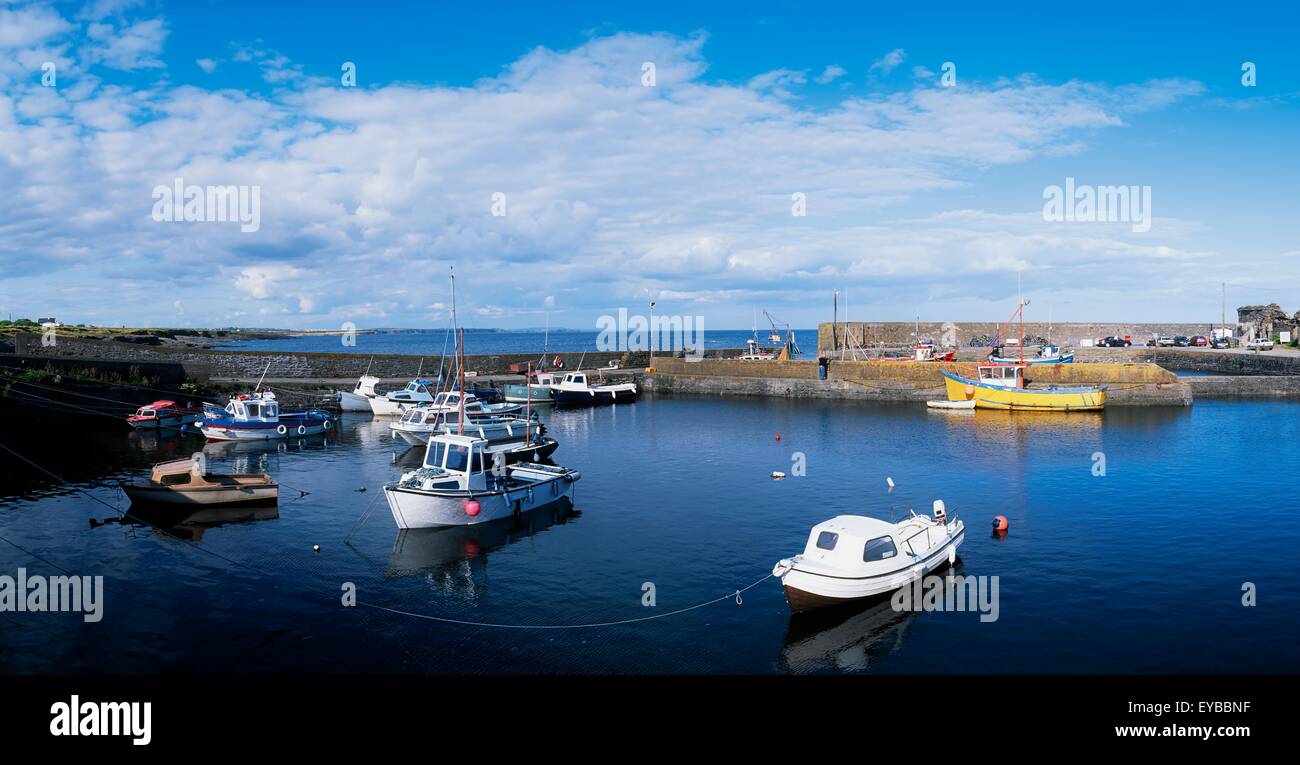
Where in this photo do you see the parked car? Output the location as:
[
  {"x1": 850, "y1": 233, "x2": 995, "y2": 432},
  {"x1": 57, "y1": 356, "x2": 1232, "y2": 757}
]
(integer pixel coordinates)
[
  {"x1": 1211, "y1": 337, "x2": 1231, "y2": 349},
  {"x1": 1100, "y1": 336, "x2": 1131, "y2": 347},
  {"x1": 1191, "y1": 336, "x2": 1209, "y2": 346},
  {"x1": 1156, "y1": 336, "x2": 1176, "y2": 347},
  {"x1": 1247, "y1": 338, "x2": 1274, "y2": 351},
  {"x1": 1174, "y1": 336, "x2": 1191, "y2": 347}
]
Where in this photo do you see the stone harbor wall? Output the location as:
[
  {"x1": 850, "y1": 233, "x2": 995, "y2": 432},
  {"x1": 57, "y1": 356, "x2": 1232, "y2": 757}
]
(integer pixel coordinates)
[
  {"x1": 7, "y1": 334, "x2": 652, "y2": 380},
  {"x1": 645, "y1": 357, "x2": 1191, "y2": 406},
  {"x1": 818, "y1": 322, "x2": 1229, "y2": 355}
]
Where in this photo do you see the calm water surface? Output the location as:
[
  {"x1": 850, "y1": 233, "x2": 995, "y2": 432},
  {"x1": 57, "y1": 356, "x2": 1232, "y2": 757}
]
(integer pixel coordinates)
[{"x1": 1, "y1": 397, "x2": 1297, "y2": 674}]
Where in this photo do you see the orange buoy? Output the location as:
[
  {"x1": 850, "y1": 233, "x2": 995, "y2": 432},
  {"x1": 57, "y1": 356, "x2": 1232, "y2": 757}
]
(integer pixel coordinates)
[
  {"x1": 964, "y1": 386, "x2": 975, "y2": 396},
  {"x1": 992, "y1": 515, "x2": 1009, "y2": 532}
]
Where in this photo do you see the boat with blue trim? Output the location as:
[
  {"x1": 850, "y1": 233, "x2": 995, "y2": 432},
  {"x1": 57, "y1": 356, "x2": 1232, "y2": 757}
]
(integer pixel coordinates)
[{"x1": 197, "y1": 390, "x2": 334, "y2": 441}]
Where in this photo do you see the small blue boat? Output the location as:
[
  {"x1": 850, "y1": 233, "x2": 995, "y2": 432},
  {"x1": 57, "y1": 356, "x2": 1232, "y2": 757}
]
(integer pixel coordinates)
[{"x1": 197, "y1": 390, "x2": 333, "y2": 441}]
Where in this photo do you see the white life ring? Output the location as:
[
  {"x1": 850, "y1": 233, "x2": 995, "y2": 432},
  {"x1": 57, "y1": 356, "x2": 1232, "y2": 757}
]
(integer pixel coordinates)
[
  {"x1": 276, "y1": 424, "x2": 287, "y2": 435},
  {"x1": 320, "y1": 419, "x2": 331, "y2": 430},
  {"x1": 297, "y1": 424, "x2": 307, "y2": 436}
]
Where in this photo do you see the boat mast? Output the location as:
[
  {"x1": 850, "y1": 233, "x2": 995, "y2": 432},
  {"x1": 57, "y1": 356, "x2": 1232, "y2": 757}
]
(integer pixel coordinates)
[
  {"x1": 457, "y1": 327, "x2": 465, "y2": 436},
  {"x1": 255, "y1": 360, "x2": 271, "y2": 393},
  {"x1": 525, "y1": 361, "x2": 532, "y2": 445}
]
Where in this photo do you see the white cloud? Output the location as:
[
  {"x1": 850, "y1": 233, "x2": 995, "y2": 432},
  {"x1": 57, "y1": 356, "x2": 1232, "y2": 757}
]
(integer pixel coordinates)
[
  {"x1": 869, "y1": 48, "x2": 906, "y2": 76},
  {"x1": 196, "y1": 58, "x2": 217, "y2": 74},
  {"x1": 0, "y1": 21, "x2": 1222, "y2": 327},
  {"x1": 83, "y1": 17, "x2": 167, "y2": 70},
  {"x1": 815, "y1": 65, "x2": 846, "y2": 84}
]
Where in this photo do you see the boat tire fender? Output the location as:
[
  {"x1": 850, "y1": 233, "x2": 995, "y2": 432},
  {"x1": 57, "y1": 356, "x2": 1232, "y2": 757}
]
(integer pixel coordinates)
[
  {"x1": 276, "y1": 424, "x2": 288, "y2": 435},
  {"x1": 297, "y1": 425, "x2": 307, "y2": 436}
]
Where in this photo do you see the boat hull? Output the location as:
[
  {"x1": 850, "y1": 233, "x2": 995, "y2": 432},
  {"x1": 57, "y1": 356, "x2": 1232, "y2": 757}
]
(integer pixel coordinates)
[
  {"x1": 384, "y1": 471, "x2": 578, "y2": 528},
  {"x1": 942, "y1": 372, "x2": 1104, "y2": 411},
  {"x1": 370, "y1": 396, "x2": 418, "y2": 416},
  {"x1": 338, "y1": 390, "x2": 376, "y2": 412},
  {"x1": 501, "y1": 383, "x2": 554, "y2": 403},
  {"x1": 198, "y1": 415, "x2": 333, "y2": 441},
  {"x1": 122, "y1": 482, "x2": 278, "y2": 507},
  {"x1": 781, "y1": 528, "x2": 965, "y2": 614},
  {"x1": 552, "y1": 387, "x2": 637, "y2": 406}
]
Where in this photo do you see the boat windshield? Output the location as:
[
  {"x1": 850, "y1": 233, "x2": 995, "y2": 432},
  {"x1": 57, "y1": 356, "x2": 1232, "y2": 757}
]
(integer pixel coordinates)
[{"x1": 427, "y1": 442, "x2": 472, "y2": 472}]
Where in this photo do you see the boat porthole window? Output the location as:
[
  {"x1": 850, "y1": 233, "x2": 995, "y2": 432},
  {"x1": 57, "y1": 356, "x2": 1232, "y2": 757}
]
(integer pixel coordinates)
[
  {"x1": 863, "y1": 536, "x2": 898, "y2": 562},
  {"x1": 815, "y1": 531, "x2": 838, "y2": 550}
]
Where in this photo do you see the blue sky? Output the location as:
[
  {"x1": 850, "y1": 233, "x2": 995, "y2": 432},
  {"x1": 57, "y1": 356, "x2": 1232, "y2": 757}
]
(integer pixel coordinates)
[{"x1": 2, "y1": 0, "x2": 1299, "y2": 329}]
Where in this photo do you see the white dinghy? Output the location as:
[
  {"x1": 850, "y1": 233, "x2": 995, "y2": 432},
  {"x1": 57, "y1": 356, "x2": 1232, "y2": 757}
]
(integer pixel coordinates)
[
  {"x1": 772, "y1": 501, "x2": 965, "y2": 613},
  {"x1": 384, "y1": 433, "x2": 580, "y2": 528}
]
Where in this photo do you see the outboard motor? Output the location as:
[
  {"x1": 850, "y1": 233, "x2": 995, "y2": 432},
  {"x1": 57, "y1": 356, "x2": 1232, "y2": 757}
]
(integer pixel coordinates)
[{"x1": 932, "y1": 499, "x2": 947, "y2": 525}]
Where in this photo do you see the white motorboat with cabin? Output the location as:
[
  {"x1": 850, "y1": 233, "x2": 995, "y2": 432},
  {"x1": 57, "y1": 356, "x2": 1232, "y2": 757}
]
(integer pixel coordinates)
[
  {"x1": 370, "y1": 378, "x2": 439, "y2": 416},
  {"x1": 772, "y1": 502, "x2": 965, "y2": 613},
  {"x1": 384, "y1": 433, "x2": 580, "y2": 528},
  {"x1": 390, "y1": 406, "x2": 542, "y2": 446}
]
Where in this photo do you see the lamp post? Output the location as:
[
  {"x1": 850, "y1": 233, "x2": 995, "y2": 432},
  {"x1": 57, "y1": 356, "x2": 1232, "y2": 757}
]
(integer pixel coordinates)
[{"x1": 648, "y1": 300, "x2": 657, "y2": 366}]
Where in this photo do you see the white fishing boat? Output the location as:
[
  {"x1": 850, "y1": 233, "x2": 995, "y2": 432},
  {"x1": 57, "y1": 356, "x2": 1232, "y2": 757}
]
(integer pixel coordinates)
[
  {"x1": 550, "y1": 371, "x2": 637, "y2": 405},
  {"x1": 338, "y1": 374, "x2": 382, "y2": 412},
  {"x1": 121, "y1": 457, "x2": 278, "y2": 507},
  {"x1": 390, "y1": 406, "x2": 541, "y2": 446},
  {"x1": 370, "y1": 378, "x2": 439, "y2": 416},
  {"x1": 772, "y1": 503, "x2": 965, "y2": 613},
  {"x1": 738, "y1": 338, "x2": 776, "y2": 360},
  {"x1": 384, "y1": 433, "x2": 580, "y2": 528},
  {"x1": 423, "y1": 390, "x2": 520, "y2": 417}
]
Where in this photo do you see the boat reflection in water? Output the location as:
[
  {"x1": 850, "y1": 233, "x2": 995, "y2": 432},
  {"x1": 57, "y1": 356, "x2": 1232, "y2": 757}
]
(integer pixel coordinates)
[
  {"x1": 779, "y1": 561, "x2": 966, "y2": 674},
  {"x1": 386, "y1": 504, "x2": 579, "y2": 600},
  {"x1": 202, "y1": 435, "x2": 333, "y2": 475},
  {"x1": 92, "y1": 502, "x2": 279, "y2": 543}
]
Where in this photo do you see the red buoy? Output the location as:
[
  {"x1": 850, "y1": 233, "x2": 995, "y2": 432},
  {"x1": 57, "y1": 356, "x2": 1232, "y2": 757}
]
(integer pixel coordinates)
[
  {"x1": 464, "y1": 500, "x2": 481, "y2": 517},
  {"x1": 775, "y1": 433, "x2": 781, "y2": 442},
  {"x1": 992, "y1": 515, "x2": 1009, "y2": 532}
]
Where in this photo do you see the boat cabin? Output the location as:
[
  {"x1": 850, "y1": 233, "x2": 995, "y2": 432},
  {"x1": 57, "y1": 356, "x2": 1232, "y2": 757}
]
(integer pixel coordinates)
[
  {"x1": 975, "y1": 364, "x2": 1025, "y2": 389},
  {"x1": 353, "y1": 375, "x2": 379, "y2": 396},
  {"x1": 561, "y1": 372, "x2": 588, "y2": 388},
  {"x1": 430, "y1": 391, "x2": 485, "y2": 412},
  {"x1": 533, "y1": 372, "x2": 558, "y2": 386},
  {"x1": 799, "y1": 509, "x2": 953, "y2": 572},
  {"x1": 799, "y1": 515, "x2": 903, "y2": 572},
  {"x1": 134, "y1": 400, "x2": 178, "y2": 418},
  {"x1": 226, "y1": 392, "x2": 280, "y2": 420},
  {"x1": 419, "y1": 434, "x2": 498, "y2": 490},
  {"x1": 388, "y1": 379, "x2": 435, "y2": 401}
]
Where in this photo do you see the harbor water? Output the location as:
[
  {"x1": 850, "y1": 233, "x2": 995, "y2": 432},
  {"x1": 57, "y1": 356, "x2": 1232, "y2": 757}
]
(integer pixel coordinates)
[{"x1": 1, "y1": 397, "x2": 1297, "y2": 674}]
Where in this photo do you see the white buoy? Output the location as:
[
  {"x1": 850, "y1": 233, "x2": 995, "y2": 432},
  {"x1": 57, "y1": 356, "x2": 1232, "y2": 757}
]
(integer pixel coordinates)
[
  {"x1": 771, "y1": 471, "x2": 786, "y2": 480},
  {"x1": 312, "y1": 545, "x2": 320, "y2": 553},
  {"x1": 886, "y1": 476, "x2": 895, "y2": 491}
]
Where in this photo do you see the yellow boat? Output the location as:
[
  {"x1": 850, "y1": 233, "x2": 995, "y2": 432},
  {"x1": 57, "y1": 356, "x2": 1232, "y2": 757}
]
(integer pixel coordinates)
[{"x1": 942, "y1": 365, "x2": 1105, "y2": 411}]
